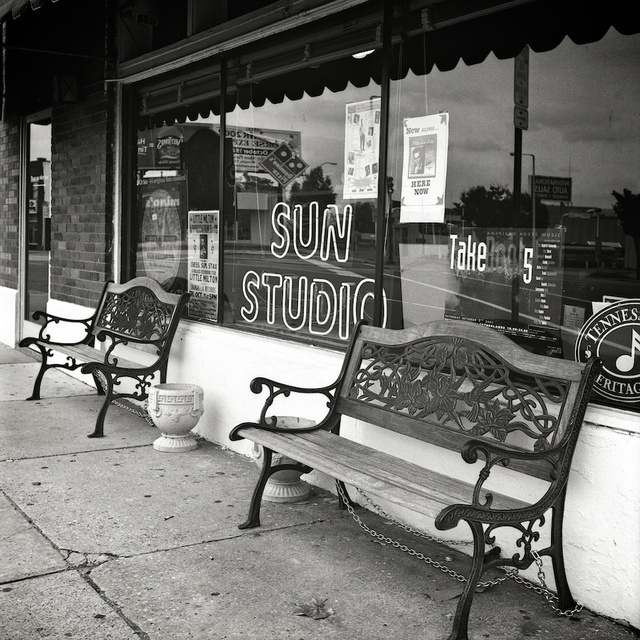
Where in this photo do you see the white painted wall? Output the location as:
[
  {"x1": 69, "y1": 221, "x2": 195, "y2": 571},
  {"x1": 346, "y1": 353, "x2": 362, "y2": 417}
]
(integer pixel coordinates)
[
  {"x1": 0, "y1": 286, "x2": 18, "y2": 347},
  {"x1": 2, "y1": 296, "x2": 638, "y2": 629}
]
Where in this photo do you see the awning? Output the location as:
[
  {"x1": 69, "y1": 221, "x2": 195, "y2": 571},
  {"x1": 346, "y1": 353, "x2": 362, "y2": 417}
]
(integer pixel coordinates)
[
  {"x1": 0, "y1": 0, "x2": 61, "y2": 21},
  {"x1": 138, "y1": 0, "x2": 640, "y2": 127}
]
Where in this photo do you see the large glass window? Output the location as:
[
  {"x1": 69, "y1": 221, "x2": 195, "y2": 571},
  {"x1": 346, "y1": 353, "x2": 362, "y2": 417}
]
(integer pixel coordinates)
[
  {"x1": 220, "y1": 82, "x2": 387, "y2": 343},
  {"x1": 130, "y1": 27, "x2": 640, "y2": 407}
]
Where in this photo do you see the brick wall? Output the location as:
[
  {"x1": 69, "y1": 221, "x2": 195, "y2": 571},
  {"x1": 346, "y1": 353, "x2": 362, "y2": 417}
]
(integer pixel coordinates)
[
  {"x1": 0, "y1": 0, "x2": 115, "y2": 310},
  {"x1": 0, "y1": 119, "x2": 20, "y2": 291},
  {"x1": 50, "y1": 71, "x2": 114, "y2": 308}
]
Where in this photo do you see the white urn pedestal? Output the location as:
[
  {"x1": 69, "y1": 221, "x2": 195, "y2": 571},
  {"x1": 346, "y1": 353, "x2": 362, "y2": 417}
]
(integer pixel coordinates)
[
  {"x1": 147, "y1": 383, "x2": 204, "y2": 453},
  {"x1": 252, "y1": 416, "x2": 314, "y2": 503}
]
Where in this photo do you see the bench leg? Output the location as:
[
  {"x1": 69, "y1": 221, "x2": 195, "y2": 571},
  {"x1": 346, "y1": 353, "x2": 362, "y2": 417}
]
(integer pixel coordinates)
[
  {"x1": 87, "y1": 376, "x2": 113, "y2": 438},
  {"x1": 543, "y1": 497, "x2": 577, "y2": 611},
  {"x1": 26, "y1": 363, "x2": 47, "y2": 401},
  {"x1": 25, "y1": 347, "x2": 50, "y2": 401},
  {"x1": 238, "y1": 447, "x2": 274, "y2": 530},
  {"x1": 447, "y1": 520, "x2": 485, "y2": 640}
]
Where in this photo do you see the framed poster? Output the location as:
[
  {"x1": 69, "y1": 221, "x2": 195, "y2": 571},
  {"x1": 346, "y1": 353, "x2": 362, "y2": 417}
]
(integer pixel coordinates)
[
  {"x1": 187, "y1": 210, "x2": 220, "y2": 322},
  {"x1": 138, "y1": 174, "x2": 187, "y2": 290}
]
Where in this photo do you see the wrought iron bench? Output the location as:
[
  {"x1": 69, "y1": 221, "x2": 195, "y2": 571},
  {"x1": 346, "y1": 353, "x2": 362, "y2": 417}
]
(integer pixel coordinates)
[
  {"x1": 19, "y1": 277, "x2": 190, "y2": 438},
  {"x1": 230, "y1": 320, "x2": 601, "y2": 640}
]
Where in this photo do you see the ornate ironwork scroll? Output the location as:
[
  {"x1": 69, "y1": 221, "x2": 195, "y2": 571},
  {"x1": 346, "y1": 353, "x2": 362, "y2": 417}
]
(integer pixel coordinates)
[{"x1": 348, "y1": 337, "x2": 570, "y2": 453}]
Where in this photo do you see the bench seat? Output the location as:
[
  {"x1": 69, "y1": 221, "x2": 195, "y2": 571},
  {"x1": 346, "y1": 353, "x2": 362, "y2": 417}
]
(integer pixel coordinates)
[{"x1": 236, "y1": 426, "x2": 529, "y2": 517}]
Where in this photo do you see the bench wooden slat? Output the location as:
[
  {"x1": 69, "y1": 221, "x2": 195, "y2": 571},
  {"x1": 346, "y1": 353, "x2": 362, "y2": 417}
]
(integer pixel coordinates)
[
  {"x1": 237, "y1": 426, "x2": 529, "y2": 516},
  {"x1": 53, "y1": 344, "x2": 150, "y2": 373},
  {"x1": 336, "y1": 396, "x2": 556, "y2": 481}
]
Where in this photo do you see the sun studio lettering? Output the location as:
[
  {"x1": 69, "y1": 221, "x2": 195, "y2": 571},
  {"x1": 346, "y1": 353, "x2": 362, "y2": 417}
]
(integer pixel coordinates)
[{"x1": 240, "y1": 201, "x2": 387, "y2": 339}]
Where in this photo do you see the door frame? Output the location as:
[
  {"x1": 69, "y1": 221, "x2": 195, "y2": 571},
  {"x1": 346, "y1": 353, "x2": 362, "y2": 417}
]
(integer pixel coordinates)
[{"x1": 18, "y1": 108, "x2": 52, "y2": 343}]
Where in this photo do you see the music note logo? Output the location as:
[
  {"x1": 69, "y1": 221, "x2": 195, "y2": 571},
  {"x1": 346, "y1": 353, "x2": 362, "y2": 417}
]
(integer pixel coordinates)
[
  {"x1": 575, "y1": 299, "x2": 640, "y2": 404},
  {"x1": 616, "y1": 329, "x2": 640, "y2": 373}
]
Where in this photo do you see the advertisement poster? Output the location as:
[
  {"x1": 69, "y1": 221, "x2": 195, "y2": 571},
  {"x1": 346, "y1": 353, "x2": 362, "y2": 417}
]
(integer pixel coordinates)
[
  {"x1": 188, "y1": 210, "x2": 219, "y2": 322},
  {"x1": 212, "y1": 125, "x2": 302, "y2": 180},
  {"x1": 138, "y1": 174, "x2": 187, "y2": 289},
  {"x1": 400, "y1": 113, "x2": 450, "y2": 223},
  {"x1": 343, "y1": 98, "x2": 381, "y2": 199},
  {"x1": 399, "y1": 226, "x2": 564, "y2": 354}
]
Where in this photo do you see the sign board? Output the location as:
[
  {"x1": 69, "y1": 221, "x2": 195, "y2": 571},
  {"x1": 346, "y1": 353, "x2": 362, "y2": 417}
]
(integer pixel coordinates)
[
  {"x1": 213, "y1": 125, "x2": 302, "y2": 177},
  {"x1": 259, "y1": 142, "x2": 308, "y2": 187},
  {"x1": 514, "y1": 46, "x2": 529, "y2": 108},
  {"x1": 514, "y1": 47, "x2": 529, "y2": 130},
  {"x1": 514, "y1": 106, "x2": 529, "y2": 130},
  {"x1": 534, "y1": 175, "x2": 572, "y2": 202}
]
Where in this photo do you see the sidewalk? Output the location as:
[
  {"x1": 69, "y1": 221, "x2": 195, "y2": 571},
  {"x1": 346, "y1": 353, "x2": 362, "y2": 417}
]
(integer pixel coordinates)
[{"x1": 0, "y1": 342, "x2": 638, "y2": 640}]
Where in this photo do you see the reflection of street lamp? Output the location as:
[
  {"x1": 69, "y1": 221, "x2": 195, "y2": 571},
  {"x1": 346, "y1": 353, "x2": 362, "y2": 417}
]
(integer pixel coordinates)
[
  {"x1": 319, "y1": 161, "x2": 337, "y2": 171},
  {"x1": 511, "y1": 152, "x2": 536, "y2": 232}
]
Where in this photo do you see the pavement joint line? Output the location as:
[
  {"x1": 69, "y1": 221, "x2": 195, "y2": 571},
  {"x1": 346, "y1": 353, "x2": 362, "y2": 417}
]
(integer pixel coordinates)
[
  {"x1": 80, "y1": 570, "x2": 152, "y2": 639},
  {"x1": 1, "y1": 443, "x2": 152, "y2": 462}
]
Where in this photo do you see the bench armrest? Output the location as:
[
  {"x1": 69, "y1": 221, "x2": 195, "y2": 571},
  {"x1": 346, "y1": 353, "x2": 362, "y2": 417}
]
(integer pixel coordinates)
[
  {"x1": 435, "y1": 437, "x2": 566, "y2": 531},
  {"x1": 19, "y1": 311, "x2": 94, "y2": 347},
  {"x1": 229, "y1": 375, "x2": 343, "y2": 441}
]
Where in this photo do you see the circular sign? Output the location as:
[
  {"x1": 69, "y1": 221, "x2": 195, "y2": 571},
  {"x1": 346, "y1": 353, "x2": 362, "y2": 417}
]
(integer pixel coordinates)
[{"x1": 575, "y1": 299, "x2": 640, "y2": 404}]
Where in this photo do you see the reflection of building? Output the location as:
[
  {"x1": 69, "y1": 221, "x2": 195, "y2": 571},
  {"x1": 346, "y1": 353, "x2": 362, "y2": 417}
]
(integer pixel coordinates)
[{"x1": 554, "y1": 205, "x2": 626, "y2": 269}]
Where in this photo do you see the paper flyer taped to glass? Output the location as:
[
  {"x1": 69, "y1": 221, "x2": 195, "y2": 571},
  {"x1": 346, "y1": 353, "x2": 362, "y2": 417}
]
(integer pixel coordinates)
[{"x1": 400, "y1": 113, "x2": 449, "y2": 223}]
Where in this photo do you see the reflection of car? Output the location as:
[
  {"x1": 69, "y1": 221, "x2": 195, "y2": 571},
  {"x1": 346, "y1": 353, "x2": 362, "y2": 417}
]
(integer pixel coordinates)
[{"x1": 356, "y1": 231, "x2": 376, "y2": 246}]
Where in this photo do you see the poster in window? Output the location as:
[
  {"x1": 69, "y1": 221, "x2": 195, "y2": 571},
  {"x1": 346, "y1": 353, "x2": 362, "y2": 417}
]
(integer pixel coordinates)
[
  {"x1": 188, "y1": 210, "x2": 219, "y2": 322},
  {"x1": 400, "y1": 113, "x2": 449, "y2": 223},
  {"x1": 138, "y1": 174, "x2": 187, "y2": 290},
  {"x1": 343, "y1": 98, "x2": 381, "y2": 200},
  {"x1": 399, "y1": 226, "x2": 564, "y2": 355}
]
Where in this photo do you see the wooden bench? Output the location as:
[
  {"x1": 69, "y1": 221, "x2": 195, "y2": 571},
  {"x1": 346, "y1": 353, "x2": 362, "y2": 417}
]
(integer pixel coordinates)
[
  {"x1": 230, "y1": 320, "x2": 601, "y2": 640},
  {"x1": 19, "y1": 277, "x2": 190, "y2": 438}
]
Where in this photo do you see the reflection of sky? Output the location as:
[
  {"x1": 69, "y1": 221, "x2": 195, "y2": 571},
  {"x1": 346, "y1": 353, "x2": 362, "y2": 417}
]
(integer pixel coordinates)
[{"x1": 204, "y1": 28, "x2": 639, "y2": 212}]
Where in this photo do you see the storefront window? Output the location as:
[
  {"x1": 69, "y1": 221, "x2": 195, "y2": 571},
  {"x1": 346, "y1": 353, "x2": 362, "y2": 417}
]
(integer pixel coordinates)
[
  {"x1": 388, "y1": 29, "x2": 640, "y2": 409},
  {"x1": 221, "y1": 82, "x2": 385, "y2": 343},
  {"x1": 130, "y1": 27, "x2": 640, "y2": 406}
]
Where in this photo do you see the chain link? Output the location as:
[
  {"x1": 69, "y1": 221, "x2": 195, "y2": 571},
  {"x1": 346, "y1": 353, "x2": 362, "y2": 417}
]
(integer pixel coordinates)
[
  {"x1": 94, "y1": 371, "x2": 155, "y2": 426},
  {"x1": 336, "y1": 483, "x2": 584, "y2": 615}
]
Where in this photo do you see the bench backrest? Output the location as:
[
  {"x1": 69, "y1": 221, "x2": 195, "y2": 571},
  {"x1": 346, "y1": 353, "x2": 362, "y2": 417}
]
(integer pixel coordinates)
[
  {"x1": 90, "y1": 277, "x2": 190, "y2": 358},
  {"x1": 335, "y1": 321, "x2": 601, "y2": 481}
]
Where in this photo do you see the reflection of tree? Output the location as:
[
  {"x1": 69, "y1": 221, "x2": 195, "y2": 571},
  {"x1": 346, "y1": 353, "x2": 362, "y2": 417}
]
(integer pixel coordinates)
[
  {"x1": 354, "y1": 201, "x2": 375, "y2": 234},
  {"x1": 453, "y1": 184, "x2": 548, "y2": 230},
  {"x1": 612, "y1": 188, "x2": 640, "y2": 278},
  {"x1": 290, "y1": 165, "x2": 336, "y2": 211}
]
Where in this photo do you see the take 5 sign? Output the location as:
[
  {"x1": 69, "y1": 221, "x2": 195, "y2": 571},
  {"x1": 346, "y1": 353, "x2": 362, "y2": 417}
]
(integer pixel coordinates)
[{"x1": 575, "y1": 299, "x2": 640, "y2": 406}]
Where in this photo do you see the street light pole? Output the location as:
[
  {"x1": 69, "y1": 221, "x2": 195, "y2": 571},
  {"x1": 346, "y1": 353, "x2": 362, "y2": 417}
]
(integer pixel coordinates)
[
  {"x1": 523, "y1": 152, "x2": 536, "y2": 233},
  {"x1": 511, "y1": 151, "x2": 536, "y2": 232}
]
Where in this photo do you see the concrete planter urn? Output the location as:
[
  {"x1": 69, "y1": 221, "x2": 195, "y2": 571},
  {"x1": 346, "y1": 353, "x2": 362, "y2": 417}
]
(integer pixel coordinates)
[
  {"x1": 252, "y1": 416, "x2": 313, "y2": 503},
  {"x1": 147, "y1": 383, "x2": 204, "y2": 452}
]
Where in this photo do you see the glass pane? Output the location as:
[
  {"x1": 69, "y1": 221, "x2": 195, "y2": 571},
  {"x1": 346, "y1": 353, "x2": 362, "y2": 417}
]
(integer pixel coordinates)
[
  {"x1": 134, "y1": 123, "x2": 227, "y2": 322},
  {"x1": 221, "y1": 82, "x2": 383, "y2": 344},
  {"x1": 26, "y1": 121, "x2": 51, "y2": 321},
  {"x1": 390, "y1": 30, "x2": 640, "y2": 410}
]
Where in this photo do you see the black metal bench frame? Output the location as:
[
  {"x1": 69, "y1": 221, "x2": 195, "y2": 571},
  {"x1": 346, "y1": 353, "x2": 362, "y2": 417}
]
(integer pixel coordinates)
[
  {"x1": 230, "y1": 320, "x2": 601, "y2": 640},
  {"x1": 19, "y1": 277, "x2": 190, "y2": 438}
]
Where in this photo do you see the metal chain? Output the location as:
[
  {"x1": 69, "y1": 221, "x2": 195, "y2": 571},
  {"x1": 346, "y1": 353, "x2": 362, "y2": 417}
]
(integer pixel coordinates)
[
  {"x1": 94, "y1": 371, "x2": 155, "y2": 426},
  {"x1": 337, "y1": 483, "x2": 584, "y2": 615},
  {"x1": 336, "y1": 483, "x2": 508, "y2": 588}
]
